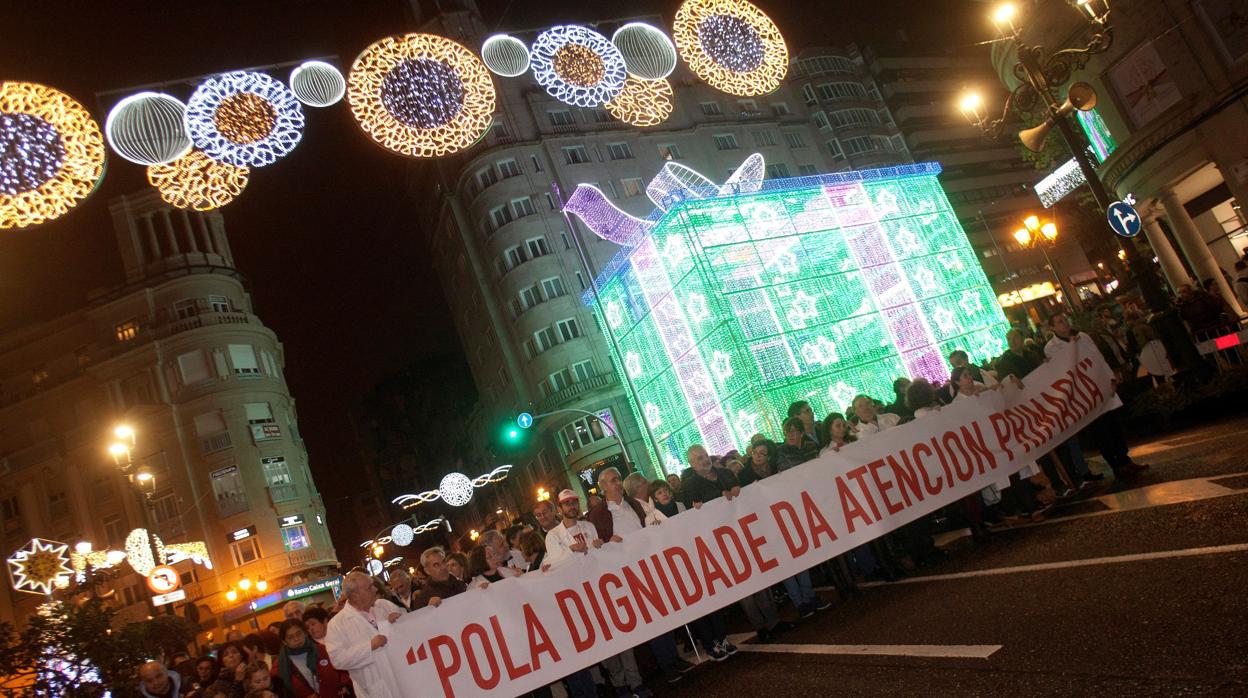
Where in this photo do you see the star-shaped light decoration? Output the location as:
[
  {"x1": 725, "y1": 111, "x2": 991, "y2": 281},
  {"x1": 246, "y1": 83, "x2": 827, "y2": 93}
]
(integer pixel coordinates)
[
  {"x1": 786, "y1": 290, "x2": 819, "y2": 328},
  {"x1": 873, "y1": 187, "x2": 901, "y2": 217},
  {"x1": 710, "y1": 350, "x2": 734, "y2": 382},
  {"x1": 686, "y1": 293, "x2": 710, "y2": 323},
  {"x1": 937, "y1": 252, "x2": 966, "y2": 273},
  {"x1": 915, "y1": 198, "x2": 941, "y2": 225},
  {"x1": 976, "y1": 338, "x2": 1004, "y2": 364},
  {"x1": 800, "y1": 335, "x2": 839, "y2": 366},
  {"x1": 664, "y1": 235, "x2": 691, "y2": 268},
  {"x1": 911, "y1": 266, "x2": 940, "y2": 296},
  {"x1": 932, "y1": 306, "x2": 957, "y2": 333},
  {"x1": 606, "y1": 301, "x2": 624, "y2": 329},
  {"x1": 644, "y1": 403, "x2": 663, "y2": 428},
  {"x1": 624, "y1": 351, "x2": 643, "y2": 378},
  {"x1": 959, "y1": 290, "x2": 985, "y2": 316},
  {"x1": 734, "y1": 410, "x2": 761, "y2": 441},
  {"x1": 827, "y1": 381, "x2": 858, "y2": 413},
  {"x1": 7, "y1": 538, "x2": 72, "y2": 595},
  {"x1": 893, "y1": 227, "x2": 922, "y2": 255}
]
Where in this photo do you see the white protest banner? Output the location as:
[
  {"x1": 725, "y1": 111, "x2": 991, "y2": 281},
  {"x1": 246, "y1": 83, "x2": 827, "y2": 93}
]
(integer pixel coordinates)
[{"x1": 378, "y1": 338, "x2": 1115, "y2": 697}]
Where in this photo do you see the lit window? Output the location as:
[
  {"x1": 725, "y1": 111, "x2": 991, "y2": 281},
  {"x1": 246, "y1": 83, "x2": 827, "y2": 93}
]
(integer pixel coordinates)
[
  {"x1": 115, "y1": 320, "x2": 139, "y2": 342},
  {"x1": 229, "y1": 536, "x2": 261, "y2": 566},
  {"x1": 31, "y1": 365, "x2": 49, "y2": 385},
  {"x1": 621, "y1": 178, "x2": 644, "y2": 198},
  {"x1": 282, "y1": 524, "x2": 310, "y2": 551}
]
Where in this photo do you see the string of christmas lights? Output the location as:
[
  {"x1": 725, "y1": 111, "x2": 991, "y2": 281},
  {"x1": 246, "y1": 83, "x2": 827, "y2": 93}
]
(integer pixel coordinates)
[
  {"x1": 391, "y1": 464, "x2": 512, "y2": 509},
  {"x1": 289, "y1": 61, "x2": 347, "y2": 108},
  {"x1": 612, "y1": 23, "x2": 679, "y2": 80},
  {"x1": 105, "y1": 92, "x2": 192, "y2": 166},
  {"x1": 605, "y1": 76, "x2": 675, "y2": 127},
  {"x1": 531, "y1": 25, "x2": 627, "y2": 107},
  {"x1": 480, "y1": 34, "x2": 532, "y2": 77},
  {"x1": 0, "y1": 82, "x2": 105, "y2": 230},
  {"x1": 672, "y1": 0, "x2": 789, "y2": 97},
  {"x1": 185, "y1": 70, "x2": 305, "y2": 167},
  {"x1": 147, "y1": 150, "x2": 250, "y2": 211}
]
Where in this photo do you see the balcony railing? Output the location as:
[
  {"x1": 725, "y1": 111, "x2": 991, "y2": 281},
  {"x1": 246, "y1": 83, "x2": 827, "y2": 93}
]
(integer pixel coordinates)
[
  {"x1": 268, "y1": 483, "x2": 298, "y2": 503},
  {"x1": 200, "y1": 431, "x2": 233, "y2": 455},
  {"x1": 538, "y1": 373, "x2": 617, "y2": 413}
]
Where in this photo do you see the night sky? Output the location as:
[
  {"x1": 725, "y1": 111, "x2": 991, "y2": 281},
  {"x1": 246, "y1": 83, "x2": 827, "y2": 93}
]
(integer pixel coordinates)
[{"x1": 0, "y1": 0, "x2": 979, "y2": 540}]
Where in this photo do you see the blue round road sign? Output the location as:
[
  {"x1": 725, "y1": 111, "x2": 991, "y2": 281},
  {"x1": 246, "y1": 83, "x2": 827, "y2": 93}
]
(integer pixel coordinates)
[
  {"x1": 517, "y1": 412, "x2": 533, "y2": 429},
  {"x1": 1107, "y1": 201, "x2": 1142, "y2": 238}
]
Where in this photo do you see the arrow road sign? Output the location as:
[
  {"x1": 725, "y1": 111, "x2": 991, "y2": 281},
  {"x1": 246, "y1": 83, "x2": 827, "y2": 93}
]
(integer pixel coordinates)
[
  {"x1": 517, "y1": 412, "x2": 534, "y2": 429},
  {"x1": 1107, "y1": 201, "x2": 1142, "y2": 238}
]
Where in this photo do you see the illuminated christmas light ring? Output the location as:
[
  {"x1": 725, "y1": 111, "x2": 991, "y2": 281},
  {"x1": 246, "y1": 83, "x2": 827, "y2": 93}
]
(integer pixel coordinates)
[
  {"x1": 7, "y1": 538, "x2": 72, "y2": 595},
  {"x1": 0, "y1": 81, "x2": 105, "y2": 230},
  {"x1": 531, "y1": 25, "x2": 627, "y2": 107},
  {"x1": 390, "y1": 523, "x2": 414, "y2": 547},
  {"x1": 673, "y1": 0, "x2": 789, "y2": 96},
  {"x1": 481, "y1": 34, "x2": 531, "y2": 77},
  {"x1": 348, "y1": 33, "x2": 496, "y2": 158},
  {"x1": 147, "y1": 150, "x2": 249, "y2": 211},
  {"x1": 105, "y1": 92, "x2": 192, "y2": 166},
  {"x1": 605, "y1": 77, "x2": 674, "y2": 127},
  {"x1": 289, "y1": 61, "x2": 346, "y2": 108},
  {"x1": 612, "y1": 22, "x2": 679, "y2": 80},
  {"x1": 391, "y1": 464, "x2": 512, "y2": 509},
  {"x1": 185, "y1": 70, "x2": 305, "y2": 168}
]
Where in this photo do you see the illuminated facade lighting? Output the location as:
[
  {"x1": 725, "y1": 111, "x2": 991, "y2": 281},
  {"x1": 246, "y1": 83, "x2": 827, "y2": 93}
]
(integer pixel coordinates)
[
  {"x1": 998, "y1": 281, "x2": 1057, "y2": 307},
  {"x1": 530, "y1": 25, "x2": 627, "y2": 107},
  {"x1": 612, "y1": 23, "x2": 679, "y2": 80},
  {"x1": 105, "y1": 92, "x2": 193, "y2": 166},
  {"x1": 147, "y1": 150, "x2": 250, "y2": 211},
  {"x1": 586, "y1": 159, "x2": 1008, "y2": 471},
  {"x1": 289, "y1": 61, "x2": 347, "y2": 108},
  {"x1": 0, "y1": 81, "x2": 106, "y2": 230},
  {"x1": 605, "y1": 76, "x2": 675, "y2": 127},
  {"x1": 348, "y1": 33, "x2": 496, "y2": 158},
  {"x1": 185, "y1": 70, "x2": 305, "y2": 168},
  {"x1": 672, "y1": 0, "x2": 789, "y2": 97},
  {"x1": 480, "y1": 34, "x2": 532, "y2": 78}
]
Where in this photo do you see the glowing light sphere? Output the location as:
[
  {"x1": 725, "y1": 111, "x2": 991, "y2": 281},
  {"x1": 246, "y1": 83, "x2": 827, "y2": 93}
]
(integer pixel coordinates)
[
  {"x1": 673, "y1": 0, "x2": 789, "y2": 96},
  {"x1": 612, "y1": 22, "x2": 679, "y2": 80},
  {"x1": 390, "y1": 523, "x2": 415, "y2": 547},
  {"x1": 105, "y1": 92, "x2": 192, "y2": 166},
  {"x1": 438, "y1": 472, "x2": 475, "y2": 507},
  {"x1": 481, "y1": 34, "x2": 531, "y2": 78},
  {"x1": 531, "y1": 25, "x2": 627, "y2": 107},
  {"x1": 147, "y1": 150, "x2": 249, "y2": 211},
  {"x1": 185, "y1": 70, "x2": 305, "y2": 168},
  {"x1": 7, "y1": 538, "x2": 73, "y2": 595},
  {"x1": 606, "y1": 77, "x2": 675, "y2": 127},
  {"x1": 348, "y1": 33, "x2": 496, "y2": 158},
  {"x1": 289, "y1": 60, "x2": 346, "y2": 108},
  {"x1": 0, "y1": 81, "x2": 105, "y2": 230}
]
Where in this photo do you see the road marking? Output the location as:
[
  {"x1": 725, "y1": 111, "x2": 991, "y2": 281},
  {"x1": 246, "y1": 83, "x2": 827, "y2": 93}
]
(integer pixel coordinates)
[
  {"x1": 726, "y1": 633, "x2": 1002, "y2": 659},
  {"x1": 854, "y1": 543, "x2": 1248, "y2": 587}
]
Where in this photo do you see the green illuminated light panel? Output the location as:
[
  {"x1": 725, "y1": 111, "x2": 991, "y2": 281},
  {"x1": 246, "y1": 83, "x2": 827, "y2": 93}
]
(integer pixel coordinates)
[{"x1": 587, "y1": 164, "x2": 1009, "y2": 474}]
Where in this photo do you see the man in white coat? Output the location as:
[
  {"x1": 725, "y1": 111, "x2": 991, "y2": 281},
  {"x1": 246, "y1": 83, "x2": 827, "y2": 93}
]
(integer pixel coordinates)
[{"x1": 325, "y1": 571, "x2": 405, "y2": 698}]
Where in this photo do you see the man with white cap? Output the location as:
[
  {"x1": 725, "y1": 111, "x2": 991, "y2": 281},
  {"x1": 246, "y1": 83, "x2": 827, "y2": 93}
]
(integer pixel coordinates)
[{"x1": 544, "y1": 489, "x2": 602, "y2": 569}]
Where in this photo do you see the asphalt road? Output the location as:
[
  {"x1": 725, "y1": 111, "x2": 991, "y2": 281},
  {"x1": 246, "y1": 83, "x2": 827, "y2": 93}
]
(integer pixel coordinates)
[{"x1": 655, "y1": 417, "x2": 1248, "y2": 697}]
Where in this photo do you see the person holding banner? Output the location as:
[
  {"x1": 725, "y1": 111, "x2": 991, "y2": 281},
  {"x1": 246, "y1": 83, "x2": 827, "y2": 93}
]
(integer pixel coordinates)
[
  {"x1": 545, "y1": 490, "x2": 602, "y2": 569},
  {"x1": 324, "y1": 571, "x2": 403, "y2": 698},
  {"x1": 412, "y1": 547, "x2": 466, "y2": 610},
  {"x1": 679, "y1": 448, "x2": 741, "y2": 661},
  {"x1": 851, "y1": 395, "x2": 900, "y2": 439}
]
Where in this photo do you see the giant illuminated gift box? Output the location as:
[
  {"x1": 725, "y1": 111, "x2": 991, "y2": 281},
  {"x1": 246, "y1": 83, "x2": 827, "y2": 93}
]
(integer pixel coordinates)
[{"x1": 576, "y1": 162, "x2": 1009, "y2": 474}]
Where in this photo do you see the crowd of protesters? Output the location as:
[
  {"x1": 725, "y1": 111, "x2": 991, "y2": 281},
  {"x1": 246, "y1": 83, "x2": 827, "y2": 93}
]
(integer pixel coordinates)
[{"x1": 141, "y1": 298, "x2": 1225, "y2": 697}]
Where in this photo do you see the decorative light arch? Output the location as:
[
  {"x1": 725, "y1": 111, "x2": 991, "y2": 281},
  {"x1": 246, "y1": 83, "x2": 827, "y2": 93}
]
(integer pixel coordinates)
[
  {"x1": 530, "y1": 25, "x2": 627, "y2": 107},
  {"x1": 480, "y1": 34, "x2": 531, "y2": 77},
  {"x1": 289, "y1": 61, "x2": 347, "y2": 108},
  {"x1": 0, "y1": 81, "x2": 106, "y2": 230},
  {"x1": 391, "y1": 464, "x2": 512, "y2": 509},
  {"x1": 612, "y1": 23, "x2": 679, "y2": 80},
  {"x1": 105, "y1": 92, "x2": 193, "y2": 166},
  {"x1": 348, "y1": 33, "x2": 496, "y2": 158},
  {"x1": 605, "y1": 76, "x2": 675, "y2": 127},
  {"x1": 185, "y1": 70, "x2": 305, "y2": 167},
  {"x1": 672, "y1": 0, "x2": 789, "y2": 96},
  {"x1": 147, "y1": 150, "x2": 250, "y2": 211}
]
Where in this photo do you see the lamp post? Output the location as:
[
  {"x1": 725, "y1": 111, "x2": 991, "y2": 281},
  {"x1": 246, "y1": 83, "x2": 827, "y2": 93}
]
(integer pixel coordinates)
[
  {"x1": 224, "y1": 575, "x2": 268, "y2": 630},
  {"x1": 1014, "y1": 214, "x2": 1081, "y2": 310},
  {"x1": 957, "y1": 0, "x2": 1172, "y2": 314},
  {"x1": 109, "y1": 423, "x2": 170, "y2": 616}
]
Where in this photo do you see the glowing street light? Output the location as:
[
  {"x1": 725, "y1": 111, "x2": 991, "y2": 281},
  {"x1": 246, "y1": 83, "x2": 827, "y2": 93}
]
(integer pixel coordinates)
[
  {"x1": 74, "y1": 541, "x2": 92, "y2": 555},
  {"x1": 958, "y1": 92, "x2": 986, "y2": 127},
  {"x1": 226, "y1": 589, "x2": 238, "y2": 602},
  {"x1": 992, "y1": 3, "x2": 1019, "y2": 35},
  {"x1": 113, "y1": 424, "x2": 136, "y2": 444},
  {"x1": 372, "y1": 544, "x2": 385, "y2": 559},
  {"x1": 238, "y1": 577, "x2": 252, "y2": 591}
]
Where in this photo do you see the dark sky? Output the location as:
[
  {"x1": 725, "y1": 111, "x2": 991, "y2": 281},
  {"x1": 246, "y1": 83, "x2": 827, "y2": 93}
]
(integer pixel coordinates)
[{"x1": 0, "y1": 0, "x2": 980, "y2": 544}]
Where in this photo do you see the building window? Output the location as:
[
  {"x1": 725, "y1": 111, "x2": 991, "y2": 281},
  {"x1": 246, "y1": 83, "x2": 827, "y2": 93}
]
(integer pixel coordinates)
[
  {"x1": 115, "y1": 320, "x2": 139, "y2": 342},
  {"x1": 496, "y1": 158, "x2": 521, "y2": 178},
  {"x1": 47, "y1": 490, "x2": 69, "y2": 519},
  {"x1": 228, "y1": 344, "x2": 260, "y2": 376},
  {"x1": 891, "y1": 134, "x2": 907, "y2": 153},
  {"x1": 525, "y1": 236, "x2": 550, "y2": 259},
  {"x1": 541, "y1": 276, "x2": 566, "y2": 299},
  {"x1": 752, "y1": 131, "x2": 776, "y2": 147},
  {"x1": 658, "y1": 143, "x2": 681, "y2": 160},
  {"x1": 798, "y1": 163, "x2": 820, "y2": 176},
  {"x1": 489, "y1": 205, "x2": 513, "y2": 232},
  {"x1": 2, "y1": 495, "x2": 20, "y2": 533},
  {"x1": 699, "y1": 101, "x2": 722, "y2": 116},
  {"x1": 503, "y1": 246, "x2": 525, "y2": 271},
  {"x1": 831, "y1": 108, "x2": 881, "y2": 128},
  {"x1": 545, "y1": 192, "x2": 557, "y2": 211},
  {"x1": 31, "y1": 365, "x2": 48, "y2": 385},
  {"x1": 511, "y1": 197, "x2": 537, "y2": 218},
  {"x1": 519, "y1": 285, "x2": 541, "y2": 310},
  {"x1": 194, "y1": 410, "x2": 232, "y2": 454},
  {"x1": 549, "y1": 109, "x2": 575, "y2": 126},
  {"x1": 571, "y1": 359, "x2": 595, "y2": 382},
  {"x1": 621, "y1": 178, "x2": 644, "y2": 198},
  {"x1": 534, "y1": 327, "x2": 558, "y2": 353},
  {"x1": 210, "y1": 464, "x2": 247, "y2": 518},
  {"x1": 177, "y1": 350, "x2": 213, "y2": 385},
  {"x1": 801, "y1": 84, "x2": 816, "y2": 105},
  {"x1": 771, "y1": 102, "x2": 791, "y2": 116},
  {"x1": 556, "y1": 317, "x2": 582, "y2": 342},
  {"x1": 607, "y1": 142, "x2": 634, "y2": 160},
  {"x1": 784, "y1": 132, "x2": 806, "y2": 148},
  {"x1": 245, "y1": 402, "x2": 275, "y2": 426},
  {"x1": 575, "y1": 271, "x2": 586, "y2": 290},
  {"x1": 475, "y1": 166, "x2": 498, "y2": 190},
  {"x1": 817, "y1": 82, "x2": 868, "y2": 101},
  {"x1": 606, "y1": 180, "x2": 620, "y2": 198},
  {"x1": 827, "y1": 139, "x2": 845, "y2": 160},
  {"x1": 799, "y1": 55, "x2": 855, "y2": 75},
  {"x1": 813, "y1": 111, "x2": 830, "y2": 130},
  {"x1": 548, "y1": 368, "x2": 573, "y2": 393},
  {"x1": 281, "y1": 524, "x2": 311, "y2": 552},
  {"x1": 530, "y1": 154, "x2": 543, "y2": 172},
  {"x1": 842, "y1": 135, "x2": 890, "y2": 155},
  {"x1": 560, "y1": 232, "x2": 571, "y2": 249},
  {"x1": 229, "y1": 536, "x2": 261, "y2": 567},
  {"x1": 263, "y1": 456, "x2": 297, "y2": 502},
  {"x1": 151, "y1": 490, "x2": 178, "y2": 524},
  {"x1": 562, "y1": 145, "x2": 591, "y2": 165},
  {"x1": 174, "y1": 299, "x2": 198, "y2": 320},
  {"x1": 556, "y1": 410, "x2": 613, "y2": 456},
  {"x1": 209, "y1": 295, "x2": 230, "y2": 313},
  {"x1": 713, "y1": 133, "x2": 739, "y2": 150},
  {"x1": 590, "y1": 107, "x2": 613, "y2": 123},
  {"x1": 103, "y1": 513, "x2": 125, "y2": 547},
  {"x1": 766, "y1": 163, "x2": 791, "y2": 178}
]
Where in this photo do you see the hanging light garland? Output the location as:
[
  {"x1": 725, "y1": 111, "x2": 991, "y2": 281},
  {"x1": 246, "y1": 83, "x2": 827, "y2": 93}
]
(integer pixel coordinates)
[
  {"x1": 391, "y1": 464, "x2": 512, "y2": 509},
  {"x1": 289, "y1": 61, "x2": 347, "y2": 108},
  {"x1": 673, "y1": 0, "x2": 789, "y2": 96},
  {"x1": 185, "y1": 70, "x2": 305, "y2": 168},
  {"x1": 531, "y1": 25, "x2": 627, "y2": 107},
  {"x1": 605, "y1": 76, "x2": 675, "y2": 127},
  {"x1": 147, "y1": 150, "x2": 250, "y2": 211},
  {"x1": 348, "y1": 33, "x2": 496, "y2": 158},
  {"x1": 612, "y1": 22, "x2": 679, "y2": 80},
  {"x1": 0, "y1": 81, "x2": 105, "y2": 230},
  {"x1": 480, "y1": 34, "x2": 532, "y2": 77},
  {"x1": 105, "y1": 92, "x2": 193, "y2": 166}
]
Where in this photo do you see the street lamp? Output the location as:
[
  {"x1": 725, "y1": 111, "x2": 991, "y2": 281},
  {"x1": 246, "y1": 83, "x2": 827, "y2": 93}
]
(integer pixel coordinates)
[
  {"x1": 225, "y1": 575, "x2": 267, "y2": 629},
  {"x1": 107, "y1": 423, "x2": 170, "y2": 615},
  {"x1": 1015, "y1": 215, "x2": 1081, "y2": 310}
]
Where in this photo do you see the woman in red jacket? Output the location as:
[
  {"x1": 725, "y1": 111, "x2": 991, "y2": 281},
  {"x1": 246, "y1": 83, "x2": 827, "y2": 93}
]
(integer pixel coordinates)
[{"x1": 273, "y1": 616, "x2": 349, "y2": 698}]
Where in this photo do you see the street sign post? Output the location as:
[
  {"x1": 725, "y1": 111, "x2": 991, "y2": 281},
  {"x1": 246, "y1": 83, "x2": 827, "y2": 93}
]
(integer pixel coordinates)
[
  {"x1": 517, "y1": 412, "x2": 533, "y2": 429},
  {"x1": 146, "y1": 565, "x2": 181, "y2": 594},
  {"x1": 1107, "y1": 200, "x2": 1142, "y2": 238},
  {"x1": 152, "y1": 589, "x2": 186, "y2": 606}
]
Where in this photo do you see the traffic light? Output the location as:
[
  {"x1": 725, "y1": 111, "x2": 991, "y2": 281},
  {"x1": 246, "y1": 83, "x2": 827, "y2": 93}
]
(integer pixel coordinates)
[{"x1": 496, "y1": 415, "x2": 533, "y2": 452}]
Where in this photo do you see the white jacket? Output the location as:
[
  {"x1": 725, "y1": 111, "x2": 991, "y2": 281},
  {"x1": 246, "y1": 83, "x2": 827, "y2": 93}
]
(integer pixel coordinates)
[
  {"x1": 324, "y1": 598, "x2": 404, "y2": 698},
  {"x1": 544, "y1": 519, "x2": 600, "y2": 569}
]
